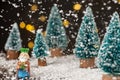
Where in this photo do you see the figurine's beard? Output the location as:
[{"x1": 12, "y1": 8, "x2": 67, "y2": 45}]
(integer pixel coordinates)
[{"x1": 19, "y1": 58, "x2": 27, "y2": 62}]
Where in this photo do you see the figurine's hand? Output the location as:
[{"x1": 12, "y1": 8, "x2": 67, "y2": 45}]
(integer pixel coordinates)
[
  {"x1": 17, "y1": 66, "x2": 20, "y2": 70},
  {"x1": 25, "y1": 64, "x2": 28, "y2": 67}
]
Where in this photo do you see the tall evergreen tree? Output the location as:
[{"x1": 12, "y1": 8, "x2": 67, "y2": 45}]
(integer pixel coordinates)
[
  {"x1": 5, "y1": 22, "x2": 22, "y2": 51},
  {"x1": 74, "y1": 7, "x2": 100, "y2": 59},
  {"x1": 33, "y1": 29, "x2": 48, "y2": 58},
  {"x1": 97, "y1": 12, "x2": 120, "y2": 74},
  {"x1": 46, "y1": 4, "x2": 67, "y2": 50}
]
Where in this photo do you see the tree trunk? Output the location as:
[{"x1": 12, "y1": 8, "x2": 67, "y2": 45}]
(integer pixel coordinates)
[
  {"x1": 80, "y1": 57, "x2": 95, "y2": 68},
  {"x1": 50, "y1": 48, "x2": 62, "y2": 57},
  {"x1": 7, "y1": 50, "x2": 18, "y2": 60},
  {"x1": 38, "y1": 58, "x2": 47, "y2": 66},
  {"x1": 102, "y1": 74, "x2": 120, "y2": 80}
]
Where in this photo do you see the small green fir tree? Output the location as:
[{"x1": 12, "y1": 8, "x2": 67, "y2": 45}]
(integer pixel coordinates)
[
  {"x1": 33, "y1": 29, "x2": 48, "y2": 58},
  {"x1": 74, "y1": 7, "x2": 100, "y2": 59},
  {"x1": 46, "y1": 4, "x2": 67, "y2": 50},
  {"x1": 97, "y1": 12, "x2": 120, "y2": 75},
  {"x1": 5, "y1": 22, "x2": 22, "y2": 51}
]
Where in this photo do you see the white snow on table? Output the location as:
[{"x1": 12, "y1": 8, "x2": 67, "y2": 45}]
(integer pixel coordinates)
[{"x1": 0, "y1": 53, "x2": 102, "y2": 80}]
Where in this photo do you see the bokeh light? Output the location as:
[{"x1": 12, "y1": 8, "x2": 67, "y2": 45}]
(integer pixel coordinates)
[
  {"x1": 63, "y1": 19, "x2": 70, "y2": 28},
  {"x1": 20, "y1": 22, "x2": 26, "y2": 29},
  {"x1": 28, "y1": 41, "x2": 34, "y2": 49},
  {"x1": 73, "y1": 3, "x2": 82, "y2": 11},
  {"x1": 118, "y1": 0, "x2": 120, "y2": 4},
  {"x1": 26, "y1": 24, "x2": 35, "y2": 32},
  {"x1": 39, "y1": 15, "x2": 46, "y2": 22},
  {"x1": 31, "y1": 4, "x2": 38, "y2": 11}
]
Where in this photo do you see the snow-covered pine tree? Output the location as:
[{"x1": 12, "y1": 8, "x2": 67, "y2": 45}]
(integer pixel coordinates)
[
  {"x1": 97, "y1": 12, "x2": 120, "y2": 80},
  {"x1": 33, "y1": 29, "x2": 48, "y2": 66},
  {"x1": 46, "y1": 4, "x2": 68, "y2": 57},
  {"x1": 74, "y1": 6, "x2": 100, "y2": 68},
  {"x1": 5, "y1": 22, "x2": 22, "y2": 59}
]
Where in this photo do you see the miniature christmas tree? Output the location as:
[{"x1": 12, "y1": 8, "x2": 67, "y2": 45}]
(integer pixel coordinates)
[
  {"x1": 97, "y1": 12, "x2": 120, "y2": 79},
  {"x1": 74, "y1": 7, "x2": 100, "y2": 68},
  {"x1": 46, "y1": 4, "x2": 68, "y2": 57},
  {"x1": 4, "y1": 22, "x2": 22, "y2": 59},
  {"x1": 33, "y1": 29, "x2": 48, "y2": 66}
]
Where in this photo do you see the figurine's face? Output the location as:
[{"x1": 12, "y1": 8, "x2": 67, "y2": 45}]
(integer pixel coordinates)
[{"x1": 19, "y1": 52, "x2": 30, "y2": 62}]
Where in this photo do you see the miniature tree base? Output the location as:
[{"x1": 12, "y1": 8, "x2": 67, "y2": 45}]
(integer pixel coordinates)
[
  {"x1": 7, "y1": 50, "x2": 18, "y2": 60},
  {"x1": 38, "y1": 58, "x2": 47, "y2": 66},
  {"x1": 50, "y1": 48, "x2": 62, "y2": 57},
  {"x1": 102, "y1": 74, "x2": 120, "y2": 80},
  {"x1": 80, "y1": 57, "x2": 95, "y2": 68}
]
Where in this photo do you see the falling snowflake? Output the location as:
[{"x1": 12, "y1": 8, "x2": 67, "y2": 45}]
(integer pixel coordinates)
[
  {"x1": 38, "y1": 1, "x2": 42, "y2": 4},
  {"x1": 71, "y1": 34, "x2": 75, "y2": 39},
  {"x1": 18, "y1": 0, "x2": 21, "y2": 2},
  {"x1": 17, "y1": 13, "x2": 20, "y2": 17},
  {"x1": 88, "y1": 3, "x2": 93, "y2": 6},
  {"x1": 71, "y1": 13, "x2": 78, "y2": 18},
  {"x1": 107, "y1": 1, "x2": 111, "y2": 4},
  {"x1": 0, "y1": 15, "x2": 3, "y2": 18},
  {"x1": 0, "y1": 26, "x2": 4, "y2": 29},
  {"x1": 28, "y1": 14, "x2": 32, "y2": 18},
  {"x1": 5, "y1": 28, "x2": 8, "y2": 31},
  {"x1": 112, "y1": 0, "x2": 118, "y2": 3},
  {"x1": 8, "y1": 1, "x2": 20, "y2": 8},
  {"x1": 107, "y1": 6, "x2": 111, "y2": 10},
  {"x1": 101, "y1": 7, "x2": 104, "y2": 10},
  {"x1": 103, "y1": 3, "x2": 107, "y2": 6},
  {"x1": 2, "y1": 0, "x2": 6, "y2": 2},
  {"x1": 59, "y1": 10, "x2": 63, "y2": 13}
]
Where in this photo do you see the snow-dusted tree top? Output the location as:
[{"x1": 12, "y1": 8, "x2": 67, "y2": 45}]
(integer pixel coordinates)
[
  {"x1": 45, "y1": 4, "x2": 68, "y2": 50},
  {"x1": 37, "y1": 29, "x2": 42, "y2": 33},
  {"x1": 4, "y1": 22, "x2": 22, "y2": 51},
  {"x1": 33, "y1": 29, "x2": 48, "y2": 58},
  {"x1": 97, "y1": 12, "x2": 120, "y2": 74},
  {"x1": 74, "y1": 6, "x2": 100, "y2": 59}
]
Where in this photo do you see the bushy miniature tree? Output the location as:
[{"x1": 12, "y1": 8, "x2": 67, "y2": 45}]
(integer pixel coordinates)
[
  {"x1": 74, "y1": 7, "x2": 100, "y2": 59},
  {"x1": 46, "y1": 4, "x2": 67, "y2": 50},
  {"x1": 97, "y1": 12, "x2": 120, "y2": 74},
  {"x1": 5, "y1": 22, "x2": 22, "y2": 51},
  {"x1": 33, "y1": 29, "x2": 48, "y2": 58}
]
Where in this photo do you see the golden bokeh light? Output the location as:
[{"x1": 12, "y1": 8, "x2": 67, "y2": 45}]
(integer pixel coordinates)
[
  {"x1": 39, "y1": 15, "x2": 46, "y2": 22},
  {"x1": 31, "y1": 4, "x2": 38, "y2": 11},
  {"x1": 20, "y1": 22, "x2": 26, "y2": 29},
  {"x1": 118, "y1": 0, "x2": 120, "y2": 4},
  {"x1": 73, "y1": 3, "x2": 82, "y2": 11},
  {"x1": 28, "y1": 41, "x2": 34, "y2": 49},
  {"x1": 63, "y1": 19, "x2": 70, "y2": 28},
  {"x1": 26, "y1": 24, "x2": 35, "y2": 32}
]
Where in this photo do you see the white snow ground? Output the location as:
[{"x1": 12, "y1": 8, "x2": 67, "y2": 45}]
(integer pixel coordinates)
[{"x1": 0, "y1": 53, "x2": 102, "y2": 80}]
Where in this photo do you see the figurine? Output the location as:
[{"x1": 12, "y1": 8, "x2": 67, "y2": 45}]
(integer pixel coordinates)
[{"x1": 17, "y1": 48, "x2": 30, "y2": 80}]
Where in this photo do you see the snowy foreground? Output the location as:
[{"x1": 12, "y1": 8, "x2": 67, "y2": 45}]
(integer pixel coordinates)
[{"x1": 0, "y1": 53, "x2": 102, "y2": 80}]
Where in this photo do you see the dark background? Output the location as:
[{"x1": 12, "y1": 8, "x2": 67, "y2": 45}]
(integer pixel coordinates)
[{"x1": 0, "y1": 0, "x2": 120, "y2": 54}]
